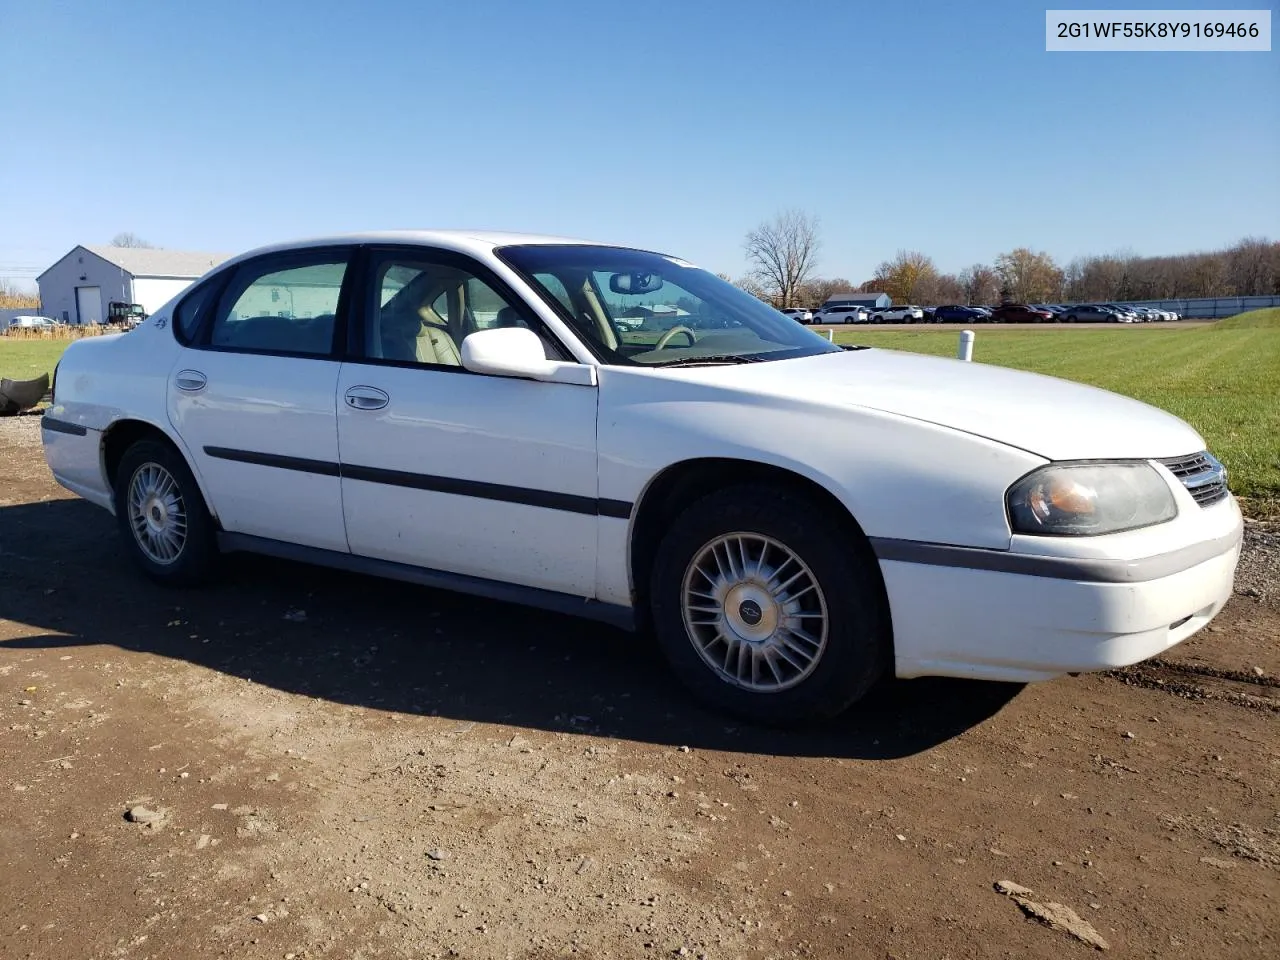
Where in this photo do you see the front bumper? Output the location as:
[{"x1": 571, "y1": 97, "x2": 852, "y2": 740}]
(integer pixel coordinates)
[{"x1": 881, "y1": 501, "x2": 1243, "y2": 683}]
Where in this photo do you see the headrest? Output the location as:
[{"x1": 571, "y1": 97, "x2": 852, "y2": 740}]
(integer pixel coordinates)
[{"x1": 493, "y1": 306, "x2": 521, "y2": 328}]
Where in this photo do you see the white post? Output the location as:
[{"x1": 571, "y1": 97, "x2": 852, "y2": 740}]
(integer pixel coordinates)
[
  {"x1": 958, "y1": 329, "x2": 974, "y2": 361},
  {"x1": 827, "y1": 328, "x2": 834, "y2": 342}
]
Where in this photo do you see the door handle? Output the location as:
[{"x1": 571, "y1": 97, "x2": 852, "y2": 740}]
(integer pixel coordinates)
[
  {"x1": 344, "y1": 386, "x2": 390, "y2": 410},
  {"x1": 174, "y1": 370, "x2": 207, "y2": 392}
]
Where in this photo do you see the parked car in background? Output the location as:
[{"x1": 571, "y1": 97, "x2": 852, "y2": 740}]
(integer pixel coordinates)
[
  {"x1": 1100, "y1": 304, "x2": 1140, "y2": 323},
  {"x1": 1061, "y1": 304, "x2": 1122, "y2": 323},
  {"x1": 991, "y1": 303, "x2": 1055, "y2": 323},
  {"x1": 780, "y1": 307, "x2": 814, "y2": 324},
  {"x1": 1031, "y1": 304, "x2": 1068, "y2": 321},
  {"x1": 933, "y1": 305, "x2": 990, "y2": 323},
  {"x1": 814, "y1": 304, "x2": 871, "y2": 324},
  {"x1": 2, "y1": 315, "x2": 62, "y2": 334},
  {"x1": 871, "y1": 305, "x2": 924, "y2": 323},
  {"x1": 39, "y1": 230, "x2": 1243, "y2": 725}
]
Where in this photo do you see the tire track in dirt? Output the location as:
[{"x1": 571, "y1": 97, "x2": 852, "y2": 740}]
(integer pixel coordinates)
[{"x1": 1106, "y1": 658, "x2": 1280, "y2": 712}]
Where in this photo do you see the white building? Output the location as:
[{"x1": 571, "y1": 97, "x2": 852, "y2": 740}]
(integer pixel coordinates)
[{"x1": 37, "y1": 245, "x2": 229, "y2": 325}]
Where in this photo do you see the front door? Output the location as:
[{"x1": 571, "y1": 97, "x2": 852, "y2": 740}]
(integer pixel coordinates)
[
  {"x1": 336, "y1": 247, "x2": 599, "y2": 597},
  {"x1": 166, "y1": 248, "x2": 355, "y2": 553}
]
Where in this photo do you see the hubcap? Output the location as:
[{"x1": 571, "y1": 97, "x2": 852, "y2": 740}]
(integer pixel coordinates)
[
  {"x1": 127, "y1": 463, "x2": 187, "y2": 565},
  {"x1": 681, "y1": 533, "x2": 829, "y2": 692}
]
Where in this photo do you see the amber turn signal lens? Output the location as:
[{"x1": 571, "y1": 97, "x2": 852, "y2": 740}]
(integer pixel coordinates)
[{"x1": 1045, "y1": 477, "x2": 1096, "y2": 515}]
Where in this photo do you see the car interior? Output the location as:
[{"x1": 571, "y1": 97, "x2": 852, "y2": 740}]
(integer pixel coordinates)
[
  {"x1": 367, "y1": 263, "x2": 562, "y2": 365},
  {"x1": 519, "y1": 261, "x2": 781, "y2": 364}
]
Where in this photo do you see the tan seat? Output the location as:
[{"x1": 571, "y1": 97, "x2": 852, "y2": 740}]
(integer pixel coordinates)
[
  {"x1": 380, "y1": 301, "x2": 460, "y2": 366},
  {"x1": 416, "y1": 322, "x2": 461, "y2": 365}
]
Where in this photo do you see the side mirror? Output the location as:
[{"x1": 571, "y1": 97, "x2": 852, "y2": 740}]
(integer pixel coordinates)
[{"x1": 460, "y1": 327, "x2": 595, "y2": 386}]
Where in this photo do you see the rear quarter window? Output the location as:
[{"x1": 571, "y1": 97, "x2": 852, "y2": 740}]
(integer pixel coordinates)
[{"x1": 173, "y1": 279, "x2": 224, "y2": 345}]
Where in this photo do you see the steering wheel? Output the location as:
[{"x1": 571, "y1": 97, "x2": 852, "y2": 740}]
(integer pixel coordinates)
[{"x1": 655, "y1": 325, "x2": 696, "y2": 350}]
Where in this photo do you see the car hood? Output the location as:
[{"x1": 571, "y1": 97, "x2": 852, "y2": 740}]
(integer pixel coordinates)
[{"x1": 673, "y1": 348, "x2": 1205, "y2": 461}]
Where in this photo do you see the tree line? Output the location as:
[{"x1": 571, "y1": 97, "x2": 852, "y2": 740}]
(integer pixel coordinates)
[{"x1": 739, "y1": 210, "x2": 1280, "y2": 308}]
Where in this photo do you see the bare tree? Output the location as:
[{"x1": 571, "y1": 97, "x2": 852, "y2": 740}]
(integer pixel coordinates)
[
  {"x1": 959, "y1": 264, "x2": 1001, "y2": 305},
  {"x1": 743, "y1": 210, "x2": 821, "y2": 307},
  {"x1": 872, "y1": 250, "x2": 938, "y2": 304},
  {"x1": 111, "y1": 231, "x2": 155, "y2": 248},
  {"x1": 1068, "y1": 255, "x2": 1127, "y2": 302},
  {"x1": 918, "y1": 273, "x2": 966, "y2": 306},
  {"x1": 799, "y1": 277, "x2": 856, "y2": 308},
  {"x1": 1225, "y1": 236, "x2": 1277, "y2": 296}
]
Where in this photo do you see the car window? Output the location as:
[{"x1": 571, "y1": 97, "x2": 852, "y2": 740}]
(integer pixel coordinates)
[
  {"x1": 531, "y1": 273, "x2": 574, "y2": 316},
  {"x1": 589, "y1": 269, "x2": 745, "y2": 335},
  {"x1": 174, "y1": 280, "x2": 223, "y2": 344},
  {"x1": 362, "y1": 253, "x2": 563, "y2": 367},
  {"x1": 210, "y1": 255, "x2": 349, "y2": 355},
  {"x1": 498, "y1": 244, "x2": 841, "y2": 367}
]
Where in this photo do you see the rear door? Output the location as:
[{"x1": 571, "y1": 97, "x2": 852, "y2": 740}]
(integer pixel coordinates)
[{"x1": 166, "y1": 247, "x2": 355, "y2": 553}]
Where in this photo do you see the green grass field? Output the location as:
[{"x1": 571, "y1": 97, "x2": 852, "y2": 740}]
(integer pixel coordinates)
[
  {"x1": 0, "y1": 338, "x2": 67, "y2": 381},
  {"x1": 3, "y1": 309, "x2": 1277, "y2": 509}
]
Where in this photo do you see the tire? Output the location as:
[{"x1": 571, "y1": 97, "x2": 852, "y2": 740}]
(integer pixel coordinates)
[
  {"x1": 113, "y1": 439, "x2": 218, "y2": 586},
  {"x1": 649, "y1": 484, "x2": 889, "y2": 725}
]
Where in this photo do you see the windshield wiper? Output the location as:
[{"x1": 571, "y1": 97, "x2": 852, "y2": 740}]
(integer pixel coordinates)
[{"x1": 651, "y1": 353, "x2": 768, "y2": 368}]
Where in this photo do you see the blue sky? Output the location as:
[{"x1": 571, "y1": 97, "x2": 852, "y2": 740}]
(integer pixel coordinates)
[{"x1": 1, "y1": 0, "x2": 1276, "y2": 289}]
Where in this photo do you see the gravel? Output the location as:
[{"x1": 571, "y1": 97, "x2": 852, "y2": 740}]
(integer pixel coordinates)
[
  {"x1": 1236, "y1": 520, "x2": 1280, "y2": 605},
  {"x1": 0, "y1": 413, "x2": 43, "y2": 449}
]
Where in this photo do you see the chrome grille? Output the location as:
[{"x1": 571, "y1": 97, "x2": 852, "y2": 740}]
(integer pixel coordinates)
[{"x1": 1157, "y1": 451, "x2": 1229, "y2": 507}]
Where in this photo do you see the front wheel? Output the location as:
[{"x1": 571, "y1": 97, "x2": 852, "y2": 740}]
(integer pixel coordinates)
[
  {"x1": 649, "y1": 485, "x2": 889, "y2": 725},
  {"x1": 114, "y1": 439, "x2": 218, "y2": 586}
]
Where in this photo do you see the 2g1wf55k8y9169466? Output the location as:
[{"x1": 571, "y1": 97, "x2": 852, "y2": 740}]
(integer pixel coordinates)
[{"x1": 41, "y1": 231, "x2": 1243, "y2": 724}]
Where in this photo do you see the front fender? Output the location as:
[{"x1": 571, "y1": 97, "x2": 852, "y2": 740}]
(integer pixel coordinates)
[{"x1": 598, "y1": 368, "x2": 1046, "y2": 551}]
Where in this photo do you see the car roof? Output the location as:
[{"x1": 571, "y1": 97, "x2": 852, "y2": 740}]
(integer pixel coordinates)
[{"x1": 217, "y1": 230, "x2": 631, "y2": 272}]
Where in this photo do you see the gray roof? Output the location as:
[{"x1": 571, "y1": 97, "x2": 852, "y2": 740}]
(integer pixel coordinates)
[
  {"x1": 823, "y1": 291, "x2": 889, "y2": 302},
  {"x1": 82, "y1": 245, "x2": 231, "y2": 279}
]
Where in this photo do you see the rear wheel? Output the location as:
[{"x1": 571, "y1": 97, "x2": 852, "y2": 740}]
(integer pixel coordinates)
[
  {"x1": 649, "y1": 485, "x2": 889, "y2": 725},
  {"x1": 113, "y1": 440, "x2": 218, "y2": 586}
]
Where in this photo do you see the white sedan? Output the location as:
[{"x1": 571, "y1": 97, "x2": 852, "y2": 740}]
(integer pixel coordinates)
[
  {"x1": 871, "y1": 305, "x2": 925, "y2": 323},
  {"x1": 41, "y1": 231, "x2": 1242, "y2": 724},
  {"x1": 813, "y1": 305, "x2": 871, "y2": 324},
  {"x1": 3, "y1": 315, "x2": 62, "y2": 334},
  {"x1": 779, "y1": 307, "x2": 814, "y2": 324}
]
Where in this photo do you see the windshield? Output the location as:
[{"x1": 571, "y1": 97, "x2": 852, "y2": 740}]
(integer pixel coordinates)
[{"x1": 496, "y1": 244, "x2": 842, "y2": 366}]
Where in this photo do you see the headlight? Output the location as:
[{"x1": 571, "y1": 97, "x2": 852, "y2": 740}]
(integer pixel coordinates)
[{"x1": 1007, "y1": 463, "x2": 1177, "y2": 536}]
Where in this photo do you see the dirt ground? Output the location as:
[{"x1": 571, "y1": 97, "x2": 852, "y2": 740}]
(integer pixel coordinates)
[{"x1": 2, "y1": 414, "x2": 1276, "y2": 960}]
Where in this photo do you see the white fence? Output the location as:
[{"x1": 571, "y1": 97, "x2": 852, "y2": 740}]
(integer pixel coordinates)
[{"x1": 1113, "y1": 295, "x2": 1280, "y2": 319}]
